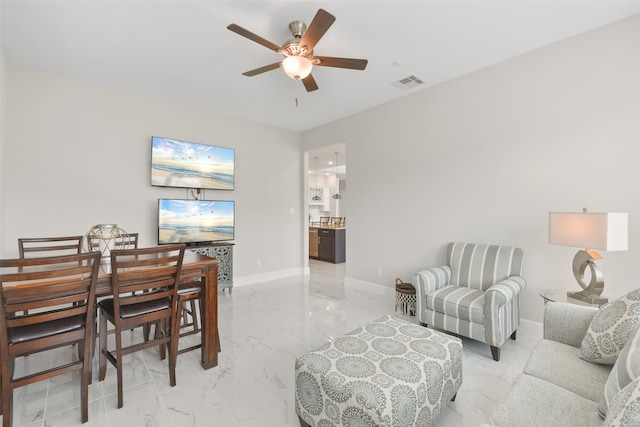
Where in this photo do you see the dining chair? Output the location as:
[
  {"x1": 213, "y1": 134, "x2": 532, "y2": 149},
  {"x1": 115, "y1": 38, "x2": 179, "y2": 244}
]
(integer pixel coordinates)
[
  {"x1": 97, "y1": 244, "x2": 185, "y2": 409},
  {"x1": 18, "y1": 235, "x2": 84, "y2": 258},
  {"x1": 0, "y1": 251, "x2": 101, "y2": 427},
  {"x1": 87, "y1": 232, "x2": 138, "y2": 254},
  {"x1": 176, "y1": 274, "x2": 203, "y2": 356}
]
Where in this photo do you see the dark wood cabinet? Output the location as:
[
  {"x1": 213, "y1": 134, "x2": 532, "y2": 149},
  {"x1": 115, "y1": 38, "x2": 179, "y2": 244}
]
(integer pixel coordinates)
[{"x1": 317, "y1": 228, "x2": 345, "y2": 263}]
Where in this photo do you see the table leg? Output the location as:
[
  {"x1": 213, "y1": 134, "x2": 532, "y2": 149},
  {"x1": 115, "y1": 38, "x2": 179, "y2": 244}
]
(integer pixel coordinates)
[{"x1": 200, "y1": 261, "x2": 219, "y2": 369}]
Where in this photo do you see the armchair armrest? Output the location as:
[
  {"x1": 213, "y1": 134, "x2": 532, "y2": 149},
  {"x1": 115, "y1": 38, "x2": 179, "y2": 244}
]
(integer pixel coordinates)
[
  {"x1": 543, "y1": 302, "x2": 598, "y2": 348},
  {"x1": 413, "y1": 266, "x2": 451, "y2": 296},
  {"x1": 484, "y1": 276, "x2": 527, "y2": 308},
  {"x1": 483, "y1": 275, "x2": 526, "y2": 347}
]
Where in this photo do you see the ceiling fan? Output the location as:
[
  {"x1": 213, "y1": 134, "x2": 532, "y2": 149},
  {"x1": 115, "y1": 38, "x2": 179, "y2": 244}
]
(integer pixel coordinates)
[{"x1": 227, "y1": 9, "x2": 368, "y2": 92}]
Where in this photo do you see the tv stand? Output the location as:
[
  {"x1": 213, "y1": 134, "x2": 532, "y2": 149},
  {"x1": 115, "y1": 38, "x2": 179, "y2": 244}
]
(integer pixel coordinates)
[{"x1": 188, "y1": 243, "x2": 234, "y2": 293}]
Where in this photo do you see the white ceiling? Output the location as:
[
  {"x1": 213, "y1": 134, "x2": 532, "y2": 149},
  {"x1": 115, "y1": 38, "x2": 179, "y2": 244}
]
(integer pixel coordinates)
[{"x1": 3, "y1": 1, "x2": 640, "y2": 170}]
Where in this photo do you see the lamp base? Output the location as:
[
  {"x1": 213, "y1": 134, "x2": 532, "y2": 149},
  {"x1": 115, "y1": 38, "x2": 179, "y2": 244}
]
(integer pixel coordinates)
[{"x1": 567, "y1": 291, "x2": 608, "y2": 306}]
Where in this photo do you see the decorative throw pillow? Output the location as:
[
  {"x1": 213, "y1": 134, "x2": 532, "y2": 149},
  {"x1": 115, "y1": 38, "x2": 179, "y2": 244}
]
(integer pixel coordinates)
[
  {"x1": 579, "y1": 289, "x2": 640, "y2": 365},
  {"x1": 604, "y1": 377, "x2": 640, "y2": 427},
  {"x1": 598, "y1": 327, "x2": 640, "y2": 418}
]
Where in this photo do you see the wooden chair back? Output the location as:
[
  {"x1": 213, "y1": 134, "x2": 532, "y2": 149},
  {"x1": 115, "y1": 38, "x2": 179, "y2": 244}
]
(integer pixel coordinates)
[
  {"x1": 109, "y1": 244, "x2": 184, "y2": 327},
  {"x1": 18, "y1": 235, "x2": 84, "y2": 258},
  {"x1": 0, "y1": 251, "x2": 101, "y2": 425}
]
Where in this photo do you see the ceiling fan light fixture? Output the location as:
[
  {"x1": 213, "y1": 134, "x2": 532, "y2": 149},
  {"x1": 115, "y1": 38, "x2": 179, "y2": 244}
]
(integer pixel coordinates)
[{"x1": 282, "y1": 55, "x2": 313, "y2": 80}]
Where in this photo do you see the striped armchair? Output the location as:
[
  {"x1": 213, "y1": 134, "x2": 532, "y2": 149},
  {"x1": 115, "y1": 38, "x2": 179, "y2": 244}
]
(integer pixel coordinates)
[{"x1": 414, "y1": 242, "x2": 526, "y2": 361}]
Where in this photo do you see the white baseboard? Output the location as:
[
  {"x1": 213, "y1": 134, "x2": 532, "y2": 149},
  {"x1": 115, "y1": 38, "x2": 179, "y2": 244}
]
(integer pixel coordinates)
[
  {"x1": 232, "y1": 267, "x2": 305, "y2": 287},
  {"x1": 344, "y1": 277, "x2": 394, "y2": 296}
]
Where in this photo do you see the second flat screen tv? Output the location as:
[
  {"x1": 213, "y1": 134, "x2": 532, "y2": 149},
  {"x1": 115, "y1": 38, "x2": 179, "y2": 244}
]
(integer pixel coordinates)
[
  {"x1": 158, "y1": 199, "x2": 235, "y2": 245},
  {"x1": 151, "y1": 136, "x2": 234, "y2": 190}
]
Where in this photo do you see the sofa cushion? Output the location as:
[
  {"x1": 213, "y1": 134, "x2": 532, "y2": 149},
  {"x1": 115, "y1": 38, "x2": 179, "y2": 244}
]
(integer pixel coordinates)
[
  {"x1": 491, "y1": 374, "x2": 602, "y2": 427},
  {"x1": 579, "y1": 289, "x2": 640, "y2": 365},
  {"x1": 604, "y1": 376, "x2": 640, "y2": 427},
  {"x1": 426, "y1": 285, "x2": 484, "y2": 324},
  {"x1": 524, "y1": 339, "x2": 611, "y2": 402},
  {"x1": 598, "y1": 327, "x2": 640, "y2": 418}
]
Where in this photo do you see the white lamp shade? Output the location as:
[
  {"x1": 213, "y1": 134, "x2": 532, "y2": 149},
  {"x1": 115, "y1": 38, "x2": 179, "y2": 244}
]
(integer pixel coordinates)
[
  {"x1": 549, "y1": 212, "x2": 628, "y2": 251},
  {"x1": 282, "y1": 56, "x2": 313, "y2": 80}
]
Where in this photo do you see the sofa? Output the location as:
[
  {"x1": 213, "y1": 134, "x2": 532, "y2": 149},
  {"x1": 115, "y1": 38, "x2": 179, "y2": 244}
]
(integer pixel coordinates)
[{"x1": 490, "y1": 298, "x2": 640, "y2": 427}]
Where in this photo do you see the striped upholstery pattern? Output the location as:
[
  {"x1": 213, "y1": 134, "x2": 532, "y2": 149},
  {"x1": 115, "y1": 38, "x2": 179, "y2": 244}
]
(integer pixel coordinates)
[
  {"x1": 447, "y1": 242, "x2": 523, "y2": 291},
  {"x1": 414, "y1": 242, "x2": 526, "y2": 351},
  {"x1": 426, "y1": 286, "x2": 485, "y2": 324}
]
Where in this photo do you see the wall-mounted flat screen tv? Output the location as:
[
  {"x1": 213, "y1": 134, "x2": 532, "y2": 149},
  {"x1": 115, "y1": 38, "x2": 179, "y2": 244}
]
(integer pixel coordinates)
[
  {"x1": 151, "y1": 136, "x2": 234, "y2": 190},
  {"x1": 158, "y1": 199, "x2": 235, "y2": 245}
]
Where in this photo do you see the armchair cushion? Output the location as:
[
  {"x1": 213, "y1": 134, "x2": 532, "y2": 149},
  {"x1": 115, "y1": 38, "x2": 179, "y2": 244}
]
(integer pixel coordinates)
[
  {"x1": 426, "y1": 285, "x2": 485, "y2": 324},
  {"x1": 579, "y1": 289, "x2": 640, "y2": 365}
]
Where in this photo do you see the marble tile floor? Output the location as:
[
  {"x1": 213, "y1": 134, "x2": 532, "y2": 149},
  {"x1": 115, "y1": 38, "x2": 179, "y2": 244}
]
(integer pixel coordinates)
[{"x1": 3, "y1": 260, "x2": 542, "y2": 427}]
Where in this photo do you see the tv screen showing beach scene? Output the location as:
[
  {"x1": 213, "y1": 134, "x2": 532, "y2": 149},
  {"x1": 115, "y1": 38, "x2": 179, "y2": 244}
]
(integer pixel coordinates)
[
  {"x1": 158, "y1": 199, "x2": 235, "y2": 245},
  {"x1": 151, "y1": 136, "x2": 234, "y2": 190}
]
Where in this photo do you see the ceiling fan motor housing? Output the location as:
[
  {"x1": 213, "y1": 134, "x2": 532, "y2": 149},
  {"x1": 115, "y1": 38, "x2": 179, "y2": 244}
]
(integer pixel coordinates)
[
  {"x1": 283, "y1": 20, "x2": 309, "y2": 56},
  {"x1": 288, "y1": 20, "x2": 306, "y2": 38}
]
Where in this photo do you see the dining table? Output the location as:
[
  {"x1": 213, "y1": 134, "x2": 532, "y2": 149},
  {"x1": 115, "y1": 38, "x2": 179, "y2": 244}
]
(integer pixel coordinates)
[{"x1": 96, "y1": 250, "x2": 220, "y2": 369}]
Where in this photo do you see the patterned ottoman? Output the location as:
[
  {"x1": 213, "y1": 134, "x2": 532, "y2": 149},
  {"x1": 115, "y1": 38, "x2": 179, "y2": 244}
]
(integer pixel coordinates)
[{"x1": 295, "y1": 315, "x2": 463, "y2": 426}]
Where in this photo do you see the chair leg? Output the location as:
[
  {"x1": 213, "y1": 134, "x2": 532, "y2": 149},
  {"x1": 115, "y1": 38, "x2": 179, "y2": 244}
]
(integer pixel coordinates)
[
  {"x1": 510, "y1": 330, "x2": 517, "y2": 340},
  {"x1": 81, "y1": 339, "x2": 91, "y2": 423},
  {"x1": 156, "y1": 320, "x2": 166, "y2": 361},
  {"x1": 169, "y1": 315, "x2": 178, "y2": 387},
  {"x1": 490, "y1": 345, "x2": 500, "y2": 362},
  {"x1": 190, "y1": 300, "x2": 199, "y2": 332},
  {"x1": 98, "y1": 312, "x2": 108, "y2": 381},
  {"x1": 115, "y1": 326, "x2": 123, "y2": 409},
  {"x1": 1, "y1": 361, "x2": 13, "y2": 427}
]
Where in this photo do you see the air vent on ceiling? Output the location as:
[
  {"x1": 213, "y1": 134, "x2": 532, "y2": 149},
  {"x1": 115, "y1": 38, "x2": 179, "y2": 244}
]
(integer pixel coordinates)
[{"x1": 391, "y1": 75, "x2": 424, "y2": 91}]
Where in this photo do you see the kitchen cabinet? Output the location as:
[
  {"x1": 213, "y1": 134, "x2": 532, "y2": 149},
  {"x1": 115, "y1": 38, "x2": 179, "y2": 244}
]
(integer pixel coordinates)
[
  {"x1": 309, "y1": 228, "x2": 319, "y2": 258},
  {"x1": 317, "y1": 228, "x2": 345, "y2": 263}
]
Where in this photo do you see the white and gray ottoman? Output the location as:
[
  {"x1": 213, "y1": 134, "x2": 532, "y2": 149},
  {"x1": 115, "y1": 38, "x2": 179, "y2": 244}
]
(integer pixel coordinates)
[{"x1": 295, "y1": 314, "x2": 463, "y2": 427}]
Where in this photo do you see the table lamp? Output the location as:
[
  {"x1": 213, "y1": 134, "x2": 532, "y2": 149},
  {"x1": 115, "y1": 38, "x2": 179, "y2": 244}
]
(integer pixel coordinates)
[{"x1": 549, "y1": 210, "x2": 628, "y2": 305}]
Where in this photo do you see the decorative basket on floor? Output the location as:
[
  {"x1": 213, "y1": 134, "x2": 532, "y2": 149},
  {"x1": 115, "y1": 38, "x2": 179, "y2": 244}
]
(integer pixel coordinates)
[{"x1": 394, "y1": 277, "x2": 416, "y2": 316}]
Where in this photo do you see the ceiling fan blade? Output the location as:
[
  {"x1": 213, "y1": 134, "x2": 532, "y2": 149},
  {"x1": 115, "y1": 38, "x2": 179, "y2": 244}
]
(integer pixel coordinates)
[
  {"x1": 227, "y1": 24, "x2": 281, "y2": 53},
  {"x1": 242, "y1": 62, "x2": 281, "y2": 77},
  {"x1": 299, "y1": 9, "x2": 335, "y2": 53},
  {"x1": 313, "y1": 56, "x2": 368, "y2": 70},
  {"x1": 302, "y1": 74, "x2": 319, "y2": 92}
]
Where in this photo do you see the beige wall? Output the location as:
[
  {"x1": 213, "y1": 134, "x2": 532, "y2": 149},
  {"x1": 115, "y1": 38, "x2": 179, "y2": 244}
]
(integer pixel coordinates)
[
  {"x1": 2, "y1": 64, "x2": 304, "y2": 283},
  {"x1": 0, "y1": 47, "x2": 6, "y2": 256},
  {"x1": 303, "y1": 14, "x2": 640, "y2": 322},
  {"x1": 2, "y1": 14, "x2": 639, "y2": 323}
]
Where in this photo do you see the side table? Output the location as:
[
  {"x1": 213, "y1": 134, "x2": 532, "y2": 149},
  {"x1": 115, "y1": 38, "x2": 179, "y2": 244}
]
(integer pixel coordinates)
[{"x1": 540, "y1": 289, "x2": 607, "y2": 308}]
